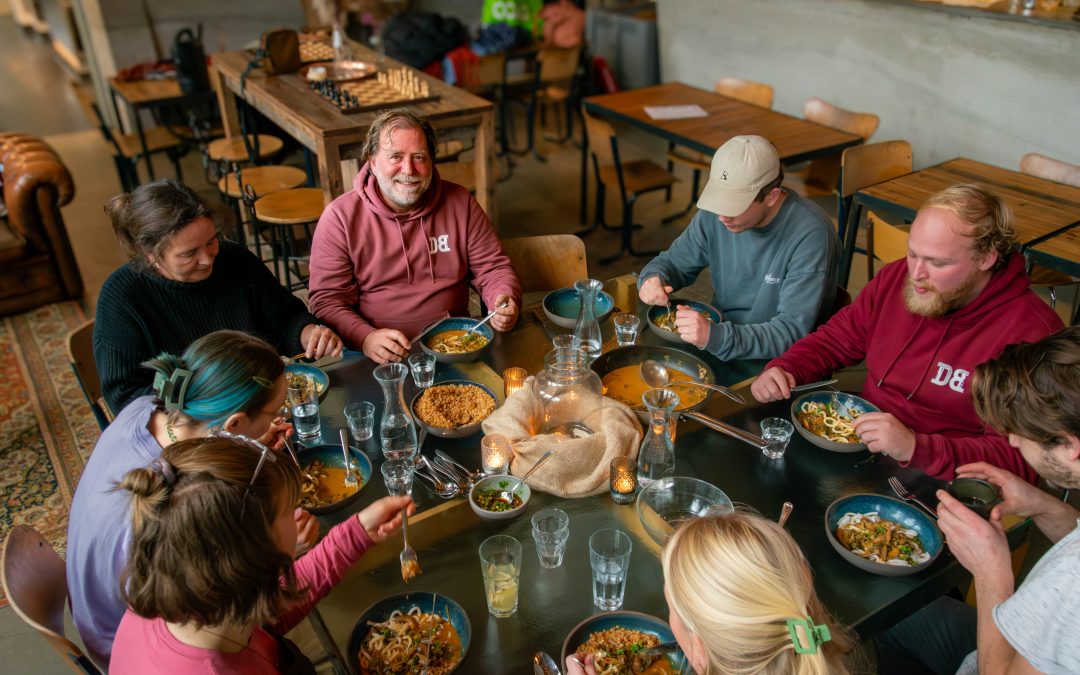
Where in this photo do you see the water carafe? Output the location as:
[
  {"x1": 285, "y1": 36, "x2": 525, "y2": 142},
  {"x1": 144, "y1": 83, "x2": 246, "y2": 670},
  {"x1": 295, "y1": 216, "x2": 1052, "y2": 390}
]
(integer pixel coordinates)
[
  {"x1": 572, "y1": 278, "x2": 603, "y2": 361},
  {"x1": 373, "y1": 363, "x2": 418, "y2": 460},
  {"x1": 637, "y1": 388, "x2": 679, "y2": 486}
]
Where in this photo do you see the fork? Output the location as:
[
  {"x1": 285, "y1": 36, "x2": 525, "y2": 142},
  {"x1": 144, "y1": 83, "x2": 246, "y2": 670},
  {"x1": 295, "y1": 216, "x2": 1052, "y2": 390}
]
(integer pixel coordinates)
[
  {"x1": 888, "y1": 476, "x2": 938, "y2": 520},
  {"x1": 399, "y1": 502, "x2": 422, "y2": 583},
  {"x1": 831, "y1": 393, "x2": 856, "y2": 421}
]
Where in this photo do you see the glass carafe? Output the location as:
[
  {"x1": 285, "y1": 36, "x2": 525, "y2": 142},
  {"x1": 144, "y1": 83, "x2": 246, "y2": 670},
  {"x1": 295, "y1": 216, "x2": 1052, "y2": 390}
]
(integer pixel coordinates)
[
  {"x1": 572, "y1": 278, "x2": 603, "y2": 361},
  {"x1": 637, "y1": 388, "x2": 679, "y2": 487},
  {"x1": 373, "y1": 363, "x2": 418, "y2": 461},
  {"x1": 534, "y1": 348, "x2": 604, "y2": 438},
  {"x1": 332, "y1": 18, "x2": 352, "y2": 65}
]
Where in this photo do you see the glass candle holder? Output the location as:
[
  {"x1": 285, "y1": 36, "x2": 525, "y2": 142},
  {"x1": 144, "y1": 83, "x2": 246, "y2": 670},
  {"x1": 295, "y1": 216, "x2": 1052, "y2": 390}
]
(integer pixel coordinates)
[
  {"x1": 503, "y1": 367, "x2": 527, "y2": 399},
  {"x1": 481, "y1": 433, "x2": 513, "y2": 475},
  {"x1": 609, "y1": 456, "x2": 638, "y2": 504}
]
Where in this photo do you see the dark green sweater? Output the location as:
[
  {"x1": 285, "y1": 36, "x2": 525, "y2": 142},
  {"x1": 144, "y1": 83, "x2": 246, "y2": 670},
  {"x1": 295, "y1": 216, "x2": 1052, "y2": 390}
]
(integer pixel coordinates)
[{"x1": 93, "y1": 241, "x2": 314, "y2": 413}]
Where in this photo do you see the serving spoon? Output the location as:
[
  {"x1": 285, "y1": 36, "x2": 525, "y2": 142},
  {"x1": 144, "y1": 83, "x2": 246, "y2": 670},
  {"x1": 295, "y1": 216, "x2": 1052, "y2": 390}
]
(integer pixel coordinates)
[
  {"x1": 640, "y1": 359, "x2": 746, "y2": 404},
  {"x1": 497, "y1": 449, "x2": 554, "y2": 505}
]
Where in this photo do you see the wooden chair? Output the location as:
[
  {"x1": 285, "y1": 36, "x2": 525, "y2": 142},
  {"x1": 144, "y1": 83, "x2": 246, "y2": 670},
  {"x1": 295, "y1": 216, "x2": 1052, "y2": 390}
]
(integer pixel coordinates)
[
  {"x1": 66, "y1": 319, "x2": 112, "y2": 429},
  {"x1": 511, "y1": 46, "x2": 582, "y2": 159},
  {"x1": 786, "y1": 97, "x2": 880, "y2": 198},
  {"x1": 1019, "y1": 153, "x2": 1080, "y2": 323},
  {"x1": 665, "y1": 77, "x2": 775, "y2": 220},
  {"x1": 866, "y1": 211, "x2": 910, "y2": 280},
  {"x1": 1, "y1": 525, "x2": 102, "y2": 674},
  {"x1": 501, "y1": 235, "x2": 588, "y2": 294},
  {"x1": 249, "y1": 187, "x2": 325, "y2": 292},
  {"x1": 580, "y1": 111, "x2": 677, "y2": 264},
  {"x1": 90, "y1": 102, "x2": 183, "y2": 192},
  {"x1": 838, "y1": 140, "x2": 913, "y2": 271}
]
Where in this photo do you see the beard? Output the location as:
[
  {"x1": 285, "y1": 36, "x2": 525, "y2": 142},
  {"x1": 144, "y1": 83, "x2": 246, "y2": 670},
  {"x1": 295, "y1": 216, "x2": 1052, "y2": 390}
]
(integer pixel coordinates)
[
  {"x1": 902, "y1": 271, "x2": 982, "y2": 318},
  {"x1": 374, "y1": 170, "x2": 431, "y2": 211}
]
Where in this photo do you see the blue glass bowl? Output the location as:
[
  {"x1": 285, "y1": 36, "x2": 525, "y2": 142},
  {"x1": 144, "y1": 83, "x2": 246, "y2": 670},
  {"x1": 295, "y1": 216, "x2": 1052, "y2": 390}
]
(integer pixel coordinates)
[
  {"x1": 825, "y1": 493, "x2": 943, "y2": 576},
  {"x1": 561, "y1": 611, "x2": 684, "y2": 672},
  {"x1": 790, "y1": 391, "x2": 880, "y2": 453},
  {"x1": 646, "y1": 300, "x2": 722, "y2": 344},
  {"x1": 348, "y1": 592, "x2": 471, "y2": 674},
  {"x1": 543, "y1": 287, "x2": 616, "y2": 329},
  {"x1": 418, "y1": 317, "x2": 495, "y2": 364},
  {"x1": 285, "y1": 363, "x2": 329, "y2": 401},
  {"x1": 296, "y1": 444, "x2": 373, "y2": 515}
]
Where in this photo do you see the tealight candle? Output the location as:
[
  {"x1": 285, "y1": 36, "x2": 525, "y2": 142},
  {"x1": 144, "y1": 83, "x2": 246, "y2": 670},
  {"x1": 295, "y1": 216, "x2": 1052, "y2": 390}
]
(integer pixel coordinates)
[
  {"x1": 609, "y1": 457, "x2": 638, "y2": 504},
  {"x1": 503, "y1": 367, "x2": 527, "y2": 399},
  {"x1": 481, "y1": 433, "x2": 513, "y2": 475}
]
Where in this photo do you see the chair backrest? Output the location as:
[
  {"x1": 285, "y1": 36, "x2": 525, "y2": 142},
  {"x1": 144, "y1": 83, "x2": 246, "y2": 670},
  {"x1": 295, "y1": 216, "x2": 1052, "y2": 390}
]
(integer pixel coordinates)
[
  {"x1": 1020, "y1": 153, "x2": 1080, "y2": 189},
  {"x1": 1, "y1": 525, "x2": 102, "y2": 674},
  {"x1": 803, "y1": 97, "x2": 880, "y2": 140},
  {"x1": 500, "y1": 235, "x2": 588, "y2": 294},
  {"x1": 866, "y1": 211, "x2": 910, "y2": 280},
  {"x1": 465, "y1": 52, "x2": 507, "y2": 90},
  {"x1": 714, "y1": 77, "x2": 774, "y2": 109},
  {"x1": 538, "y1": 46, "x2": 581, "y2": 84},
  {"x1": 583, "y1": 111, "x2": 618, "y2": 169},
  {"x1": 67, "y1": 319, "x2": 112, "y2": 428},
  {"x1": 840, "y1": 140, "x2": 913, "y2": 199}
]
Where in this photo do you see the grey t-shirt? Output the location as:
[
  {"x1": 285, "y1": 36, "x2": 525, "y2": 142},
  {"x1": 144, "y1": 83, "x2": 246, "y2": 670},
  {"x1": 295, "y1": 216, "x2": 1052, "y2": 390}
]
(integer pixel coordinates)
[
  {"x1": 637, "y1": 189, "x2": 838, "y2": 361},
  {"x1": 956, "y1": 520, "x2": 1080, "y2": 674}
]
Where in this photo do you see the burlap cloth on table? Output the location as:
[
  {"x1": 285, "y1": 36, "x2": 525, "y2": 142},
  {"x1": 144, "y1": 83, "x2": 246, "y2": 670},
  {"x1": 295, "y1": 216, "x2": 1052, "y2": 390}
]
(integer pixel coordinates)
[{"x1": 481, "y1": 376, "x2": 643, "y2": 497}]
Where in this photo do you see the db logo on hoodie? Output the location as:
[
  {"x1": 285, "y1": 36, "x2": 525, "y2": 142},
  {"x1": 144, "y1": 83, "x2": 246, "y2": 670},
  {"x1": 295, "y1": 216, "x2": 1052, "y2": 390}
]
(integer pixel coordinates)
[
  {"x1": 428, "y1": 235, "x2": 451, "y2": 254},
  {"x1": 930, "y1": 362, "x2": 970, "y2": 393}
]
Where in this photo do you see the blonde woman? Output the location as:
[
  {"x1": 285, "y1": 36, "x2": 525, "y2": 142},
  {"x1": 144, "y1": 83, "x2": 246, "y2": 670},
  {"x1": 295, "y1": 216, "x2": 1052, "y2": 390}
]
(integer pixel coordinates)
[{"x1": 567, "y1": 511, "x2": 851, "y2": 674}]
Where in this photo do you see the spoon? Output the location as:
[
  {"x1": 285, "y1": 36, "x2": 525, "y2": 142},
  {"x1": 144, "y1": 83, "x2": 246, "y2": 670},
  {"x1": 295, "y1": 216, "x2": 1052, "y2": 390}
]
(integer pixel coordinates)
[
  {"x1": 457, "y1": 298, "x2": 509, "y2": 346},
  {"x1": 498, "y1": 449, "x2": 554, "y2": 505},
  {"x1": 640, "y1": 359, "x2": 746, "y2": 404},
  {"x1": 414, "y1": 468, "x2": 460, "y2": 498},
  {"x1": 422, "y1": 455, "x2": 468, "y2": 493},
  {"x1": 435, "y1": 450, "x2": 483, "y2": 484},
  {"x1": 778, "y1": 501, "x2": 794, "y2": 527},
  {"x1": 339, "y1": 429, "x2": 357, "y2": 487},
  {"x1": 533, "y1": 651, "x2": 562, "y2": 675}
]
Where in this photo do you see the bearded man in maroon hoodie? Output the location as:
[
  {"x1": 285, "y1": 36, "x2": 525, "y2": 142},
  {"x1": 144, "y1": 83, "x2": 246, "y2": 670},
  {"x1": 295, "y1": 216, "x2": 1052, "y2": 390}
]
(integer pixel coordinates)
[
  {"x1": 308, "y1": 108, "x2": 522, "y2": 364},
  {"x1": 751, "y1": 184, "x2": 1063, "y2": 482}
]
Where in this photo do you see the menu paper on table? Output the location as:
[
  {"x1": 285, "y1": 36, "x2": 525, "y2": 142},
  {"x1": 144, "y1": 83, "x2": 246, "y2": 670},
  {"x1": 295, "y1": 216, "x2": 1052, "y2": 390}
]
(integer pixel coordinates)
[{"x1": 643, "y1": 104, "x2": 708, "y2": 120}]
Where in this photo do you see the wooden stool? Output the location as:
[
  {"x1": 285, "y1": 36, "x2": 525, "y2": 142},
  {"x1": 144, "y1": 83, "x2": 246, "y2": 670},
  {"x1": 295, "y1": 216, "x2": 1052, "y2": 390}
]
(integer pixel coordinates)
[
  {"x1": 252, "y1": 187, "x2": 325, "y2": 291},
  {"x1": 208, "y1": 134, "x2": 284, "y2": 165},
  {"x1": 218, "y1": 165, "x2": 308, "y2": 246}
]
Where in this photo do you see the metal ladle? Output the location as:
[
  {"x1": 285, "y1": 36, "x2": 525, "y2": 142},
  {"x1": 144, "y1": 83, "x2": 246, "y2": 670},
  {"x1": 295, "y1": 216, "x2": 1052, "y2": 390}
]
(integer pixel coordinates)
[{"x1": 640, "y1": 359, "x2": 746, "y2": 404}]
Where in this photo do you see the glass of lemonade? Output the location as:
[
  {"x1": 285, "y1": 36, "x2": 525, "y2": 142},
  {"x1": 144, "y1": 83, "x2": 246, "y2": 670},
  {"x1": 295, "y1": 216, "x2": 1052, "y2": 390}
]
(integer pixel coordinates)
[{"x1": 479, "y1": 535, "x2": 522, "y2": 618}]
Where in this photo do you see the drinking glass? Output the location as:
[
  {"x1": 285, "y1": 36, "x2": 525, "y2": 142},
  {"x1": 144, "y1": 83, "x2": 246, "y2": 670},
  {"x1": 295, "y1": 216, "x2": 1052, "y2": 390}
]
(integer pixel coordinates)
[
  {"x1": 381, "y1": 459, "x2": 415, "y2": 496},
  {"x1": 589, "y1": 529, "x2": 632, "y2": 611},
  {"x1": 344, "y1": 401, "x2": 375, "y2": 441},
  {"x1": 287, "y1": 384, "x2": 321, "y2": 439},
  {"x1": 407, "y1": 353, "x2": 436, "y2": 389},
  {"x1": 531, "y1": 508, "x2": 570, "y2": 569},
  {"x1": 760, "y1": 417, "x2": 795, "y2": 460},
  {"x1": 479, "y1": 535, "x2": 522, "y2": 618},
  {"x1": 613, "y1": 313, "x2": 641, "y2": 347},
  {"x1": 552, "y1": 333, "x2": 581, "y2": 351}
]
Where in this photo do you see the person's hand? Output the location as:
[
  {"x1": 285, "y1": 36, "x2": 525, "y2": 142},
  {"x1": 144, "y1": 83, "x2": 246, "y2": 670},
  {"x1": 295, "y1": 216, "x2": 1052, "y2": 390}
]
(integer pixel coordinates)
[
  {"x1": 638, "y1": 276, "x2": 673, "y2": 306},
  {"x1": 936, "y1": 489, "x2": 1012, "y2": 580},
  {"x1": 852, "y1": 412, "x2": 916, "y2": 462},
  {"x1": 957, "y1": 462, "x2": 1056, "y2": 522},
  {"x1": 751, "y1": 367, "x2": 795, "y2": 402},
  {"x1": 565, "y1": 652, "x2": 596, "y2": 675},
  {"x1": 257, "y1": 416, "x2": 294, "y2": 452},
  {"x1": 293, "y1": 508, "x2": 320, "y2": 557},
  {"x1": 301, "y1": 324, "x2": 344, "y2": 360},
  {"x1": 675, "y1": 304, "x2": 711, "y2": 349},
  {"x1": 362, "y1": 329, "x2": 411, "y2": 364},
  {"x1": 490, "y1": 294, "x2": 519, "y2": 332},
  {"x1": 356, "y1": 496, "x2": 416, "y2": 542}
]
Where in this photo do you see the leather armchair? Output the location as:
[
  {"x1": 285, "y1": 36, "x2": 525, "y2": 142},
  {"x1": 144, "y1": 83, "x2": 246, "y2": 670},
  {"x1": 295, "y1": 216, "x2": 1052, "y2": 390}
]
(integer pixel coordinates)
[{"x1": 0, "y1": 132, "x2": 83, "y2": 315}]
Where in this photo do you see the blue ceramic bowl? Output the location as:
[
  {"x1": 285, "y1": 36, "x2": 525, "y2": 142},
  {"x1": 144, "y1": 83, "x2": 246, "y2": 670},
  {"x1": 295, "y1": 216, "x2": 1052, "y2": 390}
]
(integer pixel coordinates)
[
  {"x1": 411, "y1": 379, "x2": 497, "y2": 439},
  {"x1": 418, "y1": 317, "x2": 495, "y2": 364},
  {"x1": 543, "y1": 287, "x2": 616, "y2": 329},
  {"x1": 561, "y1": 611, "x2": 684, "y2": 672},
  {"x1": 790, "y1": 391, "x2": 880, "y2": 453},
  {"x1": 646, "y1": 300, "x2": 722, "y2": 344},
  {"x1": 825, "y1": 493, "x2": 943, "y2": 577},
  {"x1": 296, "y1": 443, "x2": 373, "y2": 515},
  {"x1": 348, "y1": 592, "x2": 471, "y2": 674},
  {"x1": 286, "y1": 363, "x2": 329, "y2": 401}
]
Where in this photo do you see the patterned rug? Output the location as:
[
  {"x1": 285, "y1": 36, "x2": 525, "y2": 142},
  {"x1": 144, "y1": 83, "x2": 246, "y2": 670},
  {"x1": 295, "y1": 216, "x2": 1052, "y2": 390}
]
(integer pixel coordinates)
[{"x1": 1, "y1": 301, "x2": 99, "y2": 605}]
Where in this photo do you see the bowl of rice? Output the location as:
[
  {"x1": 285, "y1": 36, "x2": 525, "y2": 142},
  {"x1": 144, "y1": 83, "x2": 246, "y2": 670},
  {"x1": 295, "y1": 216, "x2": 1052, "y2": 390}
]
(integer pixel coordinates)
[{"x1": 410, "y1": 380, "x2": 497, "y2": 439}]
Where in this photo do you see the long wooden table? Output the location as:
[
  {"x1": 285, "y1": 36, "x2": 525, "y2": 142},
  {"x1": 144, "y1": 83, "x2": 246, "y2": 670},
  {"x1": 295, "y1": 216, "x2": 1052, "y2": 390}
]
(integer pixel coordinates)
[
  {"x1": 211, "y1": 47, "x2": 497, "y2": 216},
  {"x1": 845, "y1": 157, "x2": 1080, "y2": 282}
]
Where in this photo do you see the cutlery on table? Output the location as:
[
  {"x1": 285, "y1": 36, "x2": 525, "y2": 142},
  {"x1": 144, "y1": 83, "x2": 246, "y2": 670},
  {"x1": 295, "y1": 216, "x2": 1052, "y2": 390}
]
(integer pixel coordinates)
[
  {"x1": 497, "y1": 450, "x2": 555, "y2": 505},
  {"x1": 414, "y1": 468, "x2": 460, "y2": 498},
  {"x1": 339, "y1": 430, "x2": 357, "y2": 487},
  {"x1": 435, "y1": 449, "x2": 483, "y2": 484},
  {"x1": 790, "y1": 379, "x2": 839, "y2": 392},
  {"x1": 778, "y1": 501, "x2": 794, "y2": 527},
  {"x1": 888, "y1": 476, "x2": 938, "y2": 519},
  {"x1": 533, "y1": 651, "x2": 562, "y2": 675}
]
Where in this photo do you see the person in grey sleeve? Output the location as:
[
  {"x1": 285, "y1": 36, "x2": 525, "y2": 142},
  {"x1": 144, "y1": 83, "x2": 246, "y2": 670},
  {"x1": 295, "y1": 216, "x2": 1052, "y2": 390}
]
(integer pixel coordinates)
[{"x1": 638, "y1": 135, "x2": 838, "y2": 361}]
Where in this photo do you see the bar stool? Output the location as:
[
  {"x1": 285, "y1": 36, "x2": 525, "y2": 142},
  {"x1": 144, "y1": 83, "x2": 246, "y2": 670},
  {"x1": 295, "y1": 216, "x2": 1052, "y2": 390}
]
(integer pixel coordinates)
[
  {"x1": 249, "y1": 187, "x2": 325, "y2": 291},
  {"x1": 218, "y1": 165, "x2": 308, "y2": 245},
  {"x1": 207, "y1": 134, "x2": 284, "y2": 171}
]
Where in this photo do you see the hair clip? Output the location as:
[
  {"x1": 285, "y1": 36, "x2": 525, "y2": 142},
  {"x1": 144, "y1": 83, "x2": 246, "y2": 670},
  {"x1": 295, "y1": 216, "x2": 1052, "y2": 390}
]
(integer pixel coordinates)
[
  {"x1": 252, "y1": 376, "x2": 274, "y2": 389},
  {"x1": 786, "y1": 617, "x2": 832, "y2": 655},
  {"x1": 153, "y1": 368, "x2": 194, "y2": 411}
]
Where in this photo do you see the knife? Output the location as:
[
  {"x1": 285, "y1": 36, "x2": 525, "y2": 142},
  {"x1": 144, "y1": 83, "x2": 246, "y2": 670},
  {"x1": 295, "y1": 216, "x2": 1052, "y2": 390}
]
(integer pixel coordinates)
[{"x1": 790, "y1": 379, "x2": 838, "y2": 392}]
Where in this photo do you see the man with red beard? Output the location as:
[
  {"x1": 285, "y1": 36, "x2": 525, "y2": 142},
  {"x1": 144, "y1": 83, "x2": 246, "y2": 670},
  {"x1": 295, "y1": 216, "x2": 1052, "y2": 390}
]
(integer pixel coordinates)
[{"x1": 751, "y1": 184, "x2": 1062, "y2": 481}]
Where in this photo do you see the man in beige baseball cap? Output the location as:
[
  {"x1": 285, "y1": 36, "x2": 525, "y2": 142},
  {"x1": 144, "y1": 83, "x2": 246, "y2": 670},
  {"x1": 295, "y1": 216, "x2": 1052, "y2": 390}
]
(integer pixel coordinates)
[{"x1": 637, "y1": 134, "x2": 839, "y2": 361}]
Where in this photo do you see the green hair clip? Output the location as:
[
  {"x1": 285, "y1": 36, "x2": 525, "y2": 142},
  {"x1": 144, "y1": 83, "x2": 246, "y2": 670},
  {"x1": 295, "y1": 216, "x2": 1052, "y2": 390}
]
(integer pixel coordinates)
[
  {"x1": 786, "y1": 617, "x2": 832, "y2": 655},
  {"x1": 153, "y1": 368, "x2": 193, "y2": 411}
]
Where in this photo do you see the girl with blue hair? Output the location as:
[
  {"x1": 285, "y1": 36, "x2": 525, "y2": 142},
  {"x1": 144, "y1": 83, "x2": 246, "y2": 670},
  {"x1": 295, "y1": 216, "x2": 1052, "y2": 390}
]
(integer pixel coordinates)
[{"x1": 66, "y1": 330, "x2": 318, "y2": 669}]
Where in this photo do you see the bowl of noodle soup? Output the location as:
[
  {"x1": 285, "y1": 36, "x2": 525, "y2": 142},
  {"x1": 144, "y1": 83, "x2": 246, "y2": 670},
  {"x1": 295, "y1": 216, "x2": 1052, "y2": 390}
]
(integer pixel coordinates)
[
  {"x1": 418, "y1": 317, "x2": 494, "y2": 364},
  {"x1": 297, "y1": 444, "x2": 373, "y2": 515},
  {"x1": 348, "y1": 591, "x2": 471, "y2": 675},
  {"x1": 825, "y1": 493, "x2": 943, "y2": 577},
  {"x1": 790, "y1": 391, "x2": 880, "y2": 454},
  {"x1": 562, "y1": 611, "x2": 684, "y2": 675}
]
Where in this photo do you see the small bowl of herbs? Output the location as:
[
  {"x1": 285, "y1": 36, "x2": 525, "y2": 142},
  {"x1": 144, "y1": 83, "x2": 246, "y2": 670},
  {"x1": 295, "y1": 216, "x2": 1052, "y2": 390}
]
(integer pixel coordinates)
[{"x1": 469, "y1": 474, "x2": 531, "y2": 521}]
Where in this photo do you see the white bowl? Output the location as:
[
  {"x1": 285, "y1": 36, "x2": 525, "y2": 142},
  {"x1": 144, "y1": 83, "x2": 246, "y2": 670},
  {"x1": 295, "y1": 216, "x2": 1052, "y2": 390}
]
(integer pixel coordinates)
[{"x1": 469, "y1": 474, "x2": 531, "y2": 521}]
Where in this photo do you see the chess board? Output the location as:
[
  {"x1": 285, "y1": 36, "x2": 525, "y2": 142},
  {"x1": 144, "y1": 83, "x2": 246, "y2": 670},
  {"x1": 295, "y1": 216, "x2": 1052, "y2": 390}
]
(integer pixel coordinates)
[
  {"x1": 299, "y1": 41, "x2": 335, "y2": 63},
  {"x1": 308, "y1": 69, "x2": 440, "y2": 114}
]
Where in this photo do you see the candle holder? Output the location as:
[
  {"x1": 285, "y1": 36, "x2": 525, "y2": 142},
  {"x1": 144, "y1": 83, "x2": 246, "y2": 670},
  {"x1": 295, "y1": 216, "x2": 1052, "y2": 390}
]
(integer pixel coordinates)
[
  {"x1": 609, "y1": 456, "x2": 638, "y2": 504},
  {"x1": 481, "y1": 433, "x2": 513, "y2": 475},
  {"x1": 503, "y1": 367, "x2": 527, "y2": 399}
]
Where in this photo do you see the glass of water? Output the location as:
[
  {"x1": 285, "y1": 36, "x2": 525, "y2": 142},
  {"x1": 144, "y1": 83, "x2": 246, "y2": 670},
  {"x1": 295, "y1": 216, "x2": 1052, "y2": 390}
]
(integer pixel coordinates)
[
  {"x1": 589, "y1": 528, "x2": 632, "y2": 611},
  {"x1": 287, "y1": 384, "x2": 321, "y2": 439},
  {"x1": 479, "y1": 535, "x2": 521, "y2": 618},
  {"x1": 344, "y1": 401, "x2": 375, "y2": 441},
  {"x1": 531, "y1": 508, "x2": 570, "y2": 569},
  {"x1": 407, "y1": 353, "x2": 436, "y2": 389},
  {"x1": 381, "y1": 459, "x2": 415, "y2": 496},
  {"x1": 613, "y1": 313, "x2": 641, "y2": 347},
  {"x1": 760, "y1": 417, "x2": 795, "y2": 460}
]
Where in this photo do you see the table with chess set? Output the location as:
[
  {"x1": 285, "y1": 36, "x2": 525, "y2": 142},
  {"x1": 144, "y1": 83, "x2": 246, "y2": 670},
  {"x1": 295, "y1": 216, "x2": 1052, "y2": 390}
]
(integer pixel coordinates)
[{"x1": 306, "y1": 67, "x2": 440, "y2": 114}]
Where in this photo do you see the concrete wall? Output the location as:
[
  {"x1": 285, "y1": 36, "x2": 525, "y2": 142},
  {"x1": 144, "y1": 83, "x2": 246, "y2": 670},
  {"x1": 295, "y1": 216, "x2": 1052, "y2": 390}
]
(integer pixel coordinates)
[{"x1": 656, "y1": 0, "x2": 1080, "y2": 170}]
